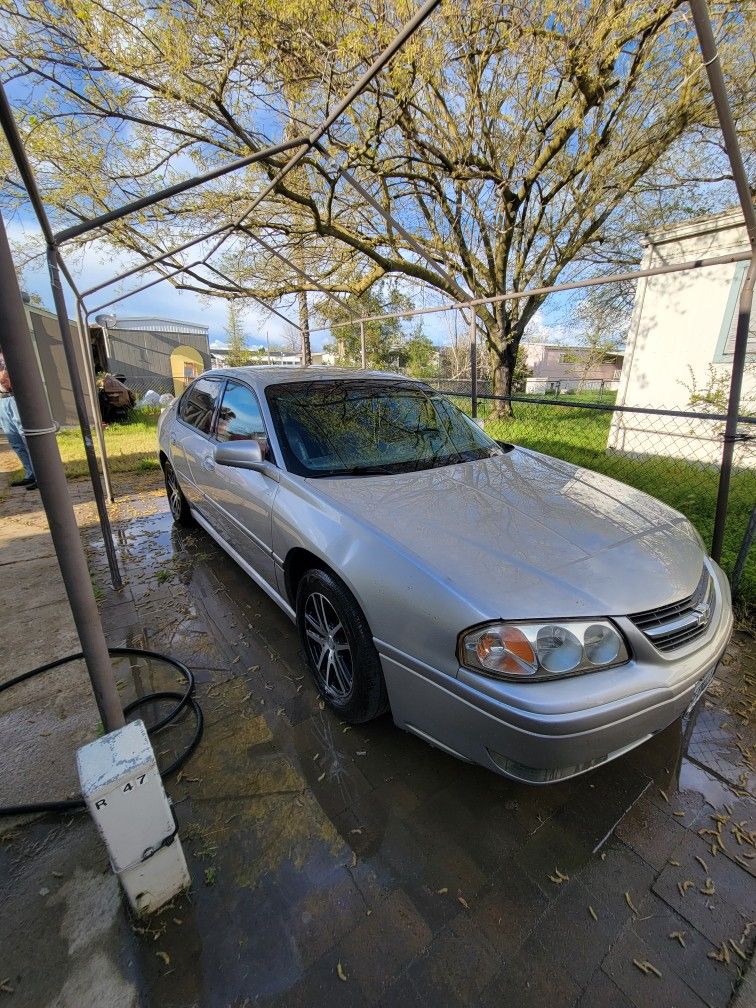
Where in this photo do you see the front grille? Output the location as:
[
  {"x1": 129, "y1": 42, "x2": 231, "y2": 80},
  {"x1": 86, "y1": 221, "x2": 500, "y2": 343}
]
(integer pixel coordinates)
[{"x1": 629, "y1": 567, "x2": 713, "y2": 653}]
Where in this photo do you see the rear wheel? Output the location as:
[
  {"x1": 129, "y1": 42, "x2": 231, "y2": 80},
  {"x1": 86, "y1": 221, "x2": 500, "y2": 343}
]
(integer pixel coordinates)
[
  {"x1": 163, "y1": 460, "x2": 193, "y2": 526},
  {"x1": 296, "y1": 568, "x2": 388, "y2": 723}
]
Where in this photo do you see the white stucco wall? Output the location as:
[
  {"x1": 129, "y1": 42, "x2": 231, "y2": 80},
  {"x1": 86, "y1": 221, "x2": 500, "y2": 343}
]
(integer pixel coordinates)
[{"x1": 608, "y1": 211, "x2": 755, "y2": 467}]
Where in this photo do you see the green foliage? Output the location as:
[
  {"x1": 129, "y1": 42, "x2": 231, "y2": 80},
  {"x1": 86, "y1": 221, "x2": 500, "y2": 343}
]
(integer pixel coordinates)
[
  {"x1": 321, "y1": 283, "x2": 431, "y2": 373},
  {"x1": 225, "y1": 302, "x2": 251, "y2": 367},
  {"x1": 679, "y1": 364, "x2": 732, "y2": 415},
  {"x1": 3, "y1": 0, "x2": 750, "y2": 411}
]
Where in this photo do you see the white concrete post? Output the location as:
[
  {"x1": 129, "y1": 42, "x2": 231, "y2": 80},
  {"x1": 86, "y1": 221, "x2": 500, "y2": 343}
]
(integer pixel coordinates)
[{"x1": 76, "y1": 719, "x2": 190, "y2": 915}]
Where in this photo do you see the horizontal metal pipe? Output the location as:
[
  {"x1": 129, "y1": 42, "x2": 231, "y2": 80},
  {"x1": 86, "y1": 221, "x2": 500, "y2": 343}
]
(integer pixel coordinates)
[
  {"x1": 201, "y1": 263, "x2": 304, "y2": 331},
  {"x1": 204, "y1": 0, "x2": 443, "y2": 261},
  {"x1": 80, "y1": 225, "x2": 232, "y2": 298},
  {"x1": 55, "y1": 138, "x2": 309, "y2": 245},
  {"x1": 456, "y1": 390, "x2": 756, "y2": 425},
  {"x1": 306, "y1": 250, "x2": 752, "y2": 335},
  {"x1": 88, "y1": 260, "x2": 201, "y2": 316},
  {"x1": 240, "y1": 228, "x2": 359, "y2": 315}
]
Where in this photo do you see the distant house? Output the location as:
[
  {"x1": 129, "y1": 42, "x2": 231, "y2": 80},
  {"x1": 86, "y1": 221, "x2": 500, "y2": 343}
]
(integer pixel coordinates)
[
  {"x1": 91, "y1": 315, "x2": 211, "y2": 396},
  {"x1": 522, "y1": 342, "x2": 623, "y2": 393},
  {"x1": 608, "y1": 210, "x2": 755, "y2": 466}
]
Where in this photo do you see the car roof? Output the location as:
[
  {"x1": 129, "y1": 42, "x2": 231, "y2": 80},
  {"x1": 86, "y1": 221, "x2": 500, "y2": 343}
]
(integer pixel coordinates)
[{"x1": 201, "y1": 366, "x2": 416, "y2": 388}]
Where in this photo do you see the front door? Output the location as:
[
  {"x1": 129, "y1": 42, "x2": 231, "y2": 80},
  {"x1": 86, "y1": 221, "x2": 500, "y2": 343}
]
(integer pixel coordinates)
[{"x1": 210, "y1": 380, "x2": 279, "y2": 586}]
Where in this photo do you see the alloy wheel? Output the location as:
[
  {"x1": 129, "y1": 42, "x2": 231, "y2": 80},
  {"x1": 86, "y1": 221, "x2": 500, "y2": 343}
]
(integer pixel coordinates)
[
  {"x1": 303, "y1": 592, "x2": 353, "y2": 699},
  {"x1": 166, "y1": 468, "x2": 182, "y2": 520}
]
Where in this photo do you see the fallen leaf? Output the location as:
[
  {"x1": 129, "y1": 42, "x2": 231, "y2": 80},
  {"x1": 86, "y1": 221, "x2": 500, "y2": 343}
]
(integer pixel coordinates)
[
  {"x1": 678, "y1": 880, "x2": 694, "y2": 897},
  {"x1": 156, "y1": 951, "x2": 170, "y2": 967},
  {"x1": 548, "y1": 867, "x2": 569, "y2": 884},
  {"x1": 694, "y1": 855, "x2": 709, "y2": 873},
  {"x1": 668, "y1": 859, "x2": 681, "y2": 867},
  {"x1": 700, "y1": 879, "x2": 716, "y2": 896},
  {"x1": 588, "y1": 905, "x2": 598, "y2": 921},
  {"x1": 658, "y1": 788, "x2": 669, "y2": 803},
  {"x1": 437, "y1": 887, "x2": 448, "y2": 895},
  {"x1": 729, "y1": 939, "x2": 747, "y2": 961},
  {"x1": 0, "y1": 979, "x2": 13, "y2": 994},
  {"x1": 708, "y1": 942, "x2": 731, "y2": 964},
  {"x1": 458, "y1": 895, "x2": 470, "y2": 910},
  {"x1": 317, "y1": 772, "x2": 325, "y2": 782},
  {"x1": 356, "y1": 750, "x2": 367, "y2": 756},
  {"x1": 336, "y1": 962, "x2": 347, "y2": 982},
  {"x1": 625, "y1": 891, "x2": 638, "y2": 914},
  {"x1": 669, "y1": 931, "x2": 687, "y2": 947},
  {"x1": 633, "y1": 959, "x2": 662, "y2": 978}
]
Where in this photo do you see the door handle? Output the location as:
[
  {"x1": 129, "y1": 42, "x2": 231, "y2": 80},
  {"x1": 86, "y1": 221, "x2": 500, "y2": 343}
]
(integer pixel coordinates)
[{"x1": 201, "y1": 454, "x2": 215, "y2": 472}]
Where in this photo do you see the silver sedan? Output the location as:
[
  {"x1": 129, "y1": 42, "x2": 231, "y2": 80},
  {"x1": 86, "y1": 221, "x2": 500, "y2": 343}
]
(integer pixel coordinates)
[{"x1": 157, "y1": 367, "x2": 732, "y2": 784}]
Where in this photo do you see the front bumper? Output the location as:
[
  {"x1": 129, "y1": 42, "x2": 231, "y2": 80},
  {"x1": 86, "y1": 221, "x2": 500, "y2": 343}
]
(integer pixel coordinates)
[{"x1": 378, "y1": 560, "x2": 733, "y2": 784}]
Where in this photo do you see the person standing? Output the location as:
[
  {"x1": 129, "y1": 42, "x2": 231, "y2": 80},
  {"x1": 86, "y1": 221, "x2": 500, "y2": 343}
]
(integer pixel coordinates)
[{"x1": 0, "y1": 352, "x2": 36, "y2": 489}]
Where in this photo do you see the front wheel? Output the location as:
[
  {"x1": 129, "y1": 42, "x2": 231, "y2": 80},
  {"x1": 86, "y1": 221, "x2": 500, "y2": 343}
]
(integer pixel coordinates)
[
  {"x1": 163, "y1": 460, "x2": 193, "y2": 526},
  {"x1": 296, "y1": 568, "x2": 389, "y2": 723}
]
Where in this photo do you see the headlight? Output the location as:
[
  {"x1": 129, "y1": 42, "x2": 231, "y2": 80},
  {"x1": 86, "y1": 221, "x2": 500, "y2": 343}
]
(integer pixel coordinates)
[{"x1": 459, "y1": 620, "x2": 629, "y2": 681}]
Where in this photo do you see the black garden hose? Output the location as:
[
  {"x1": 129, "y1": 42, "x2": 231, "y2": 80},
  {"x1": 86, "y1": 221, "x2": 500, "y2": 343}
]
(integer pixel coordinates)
[{"x1": 0, "y1": 647, "x2": 204, "y2": 817}]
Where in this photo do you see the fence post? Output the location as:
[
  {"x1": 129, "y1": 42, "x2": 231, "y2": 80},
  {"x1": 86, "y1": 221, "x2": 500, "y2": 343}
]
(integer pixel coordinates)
[
  {"x1": 469, "y1": 312, "x2": 478, "y2": 419},
  {"x1": 711, "y1": 250, "x2": 756, "y2": 563}
]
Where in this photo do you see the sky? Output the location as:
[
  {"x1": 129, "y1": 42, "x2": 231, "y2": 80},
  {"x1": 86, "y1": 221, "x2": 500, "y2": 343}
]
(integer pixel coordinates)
[{"x1": 9, "y1": 209, "x2": 575, "y2": 355}]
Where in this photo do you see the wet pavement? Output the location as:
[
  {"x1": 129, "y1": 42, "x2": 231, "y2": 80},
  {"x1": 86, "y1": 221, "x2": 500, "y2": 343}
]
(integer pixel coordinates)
[{"x1": 0, "y1": 467, "x2": 755, "y2": 1008}]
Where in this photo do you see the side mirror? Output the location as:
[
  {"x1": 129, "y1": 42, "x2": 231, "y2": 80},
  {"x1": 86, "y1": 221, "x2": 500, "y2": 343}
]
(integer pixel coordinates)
[{"x1": 214, "y1": 440, "x2": 265, "y2": 471}]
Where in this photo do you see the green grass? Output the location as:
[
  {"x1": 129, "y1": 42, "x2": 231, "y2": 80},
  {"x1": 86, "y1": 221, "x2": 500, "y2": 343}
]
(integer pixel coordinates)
[
  {"x1": 55, "y1": 415, "x2": 161, "y2": 478},
  {"x1": 479, "y1": 399, "x2": 756, "y2": 604}
]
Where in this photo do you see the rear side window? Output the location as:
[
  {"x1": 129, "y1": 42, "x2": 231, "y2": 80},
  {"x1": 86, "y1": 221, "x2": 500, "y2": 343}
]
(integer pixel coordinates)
[
  {"x1": 216, "y1": 382, "x2": 267, "y2": 442},
  {"x1": 178, "y1": 378, "x2": 221, "y2": 434}
]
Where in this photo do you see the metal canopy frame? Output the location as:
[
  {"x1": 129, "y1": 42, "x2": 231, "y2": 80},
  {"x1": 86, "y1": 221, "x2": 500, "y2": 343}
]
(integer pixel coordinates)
[
  {"x1": 0, "y1": 0, "x2": 752, "y2": 603},
  {"x1": 0, "y1": 0, "x2": 444, "y2": 594}
]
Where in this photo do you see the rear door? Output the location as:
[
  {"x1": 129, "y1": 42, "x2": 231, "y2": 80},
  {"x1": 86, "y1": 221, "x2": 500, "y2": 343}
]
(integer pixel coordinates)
[
  {"x1": 172, "y1": 376, "x2": 224, "y2": 518},
  {"x1": 211, "y1": 380, "x2": 279, "y2": 586}
]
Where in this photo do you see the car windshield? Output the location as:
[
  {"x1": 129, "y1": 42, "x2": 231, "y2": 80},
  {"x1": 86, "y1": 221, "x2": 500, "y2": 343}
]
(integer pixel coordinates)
[{"x1": 266, "y1": 379, "x2": 503, "y2": 477}]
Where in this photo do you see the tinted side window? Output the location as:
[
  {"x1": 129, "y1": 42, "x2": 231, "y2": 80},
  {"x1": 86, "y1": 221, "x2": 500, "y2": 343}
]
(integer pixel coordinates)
[
  {"x1": 216, "y1": 382, "x2": 267, "y2": 443},
  {"x1": 178, "y1": 378, "x2": 221, "y2": 434}
]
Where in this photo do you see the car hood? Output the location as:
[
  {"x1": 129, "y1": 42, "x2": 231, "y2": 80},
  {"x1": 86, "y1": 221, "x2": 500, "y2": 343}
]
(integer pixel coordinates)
[{"x1": 313, "y1": 448, "x2": 704, "y2": 619}]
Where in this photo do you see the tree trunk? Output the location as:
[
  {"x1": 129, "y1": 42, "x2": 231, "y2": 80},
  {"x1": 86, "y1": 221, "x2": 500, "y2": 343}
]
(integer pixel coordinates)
[
  {"x1": 488, "y1": 326, "x2": 519, "y2": 419},
  {"x1": 298, "y1": 290, "x2": 312, "y2": 366}
]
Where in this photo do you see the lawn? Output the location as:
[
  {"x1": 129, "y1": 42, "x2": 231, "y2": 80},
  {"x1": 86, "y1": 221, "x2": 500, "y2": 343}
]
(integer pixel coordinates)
[{"x1": 55, "y1": 413, "x2": 161, "y2": 479}]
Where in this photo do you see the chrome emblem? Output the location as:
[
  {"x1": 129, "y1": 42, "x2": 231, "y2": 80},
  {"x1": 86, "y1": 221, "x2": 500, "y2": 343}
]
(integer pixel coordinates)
[{"x1": 693, "y1": 601, "x2": 711, "y2": 628}]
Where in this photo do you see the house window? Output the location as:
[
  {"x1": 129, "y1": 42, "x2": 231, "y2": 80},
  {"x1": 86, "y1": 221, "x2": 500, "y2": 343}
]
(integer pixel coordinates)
[{"x1": 714, "y1": 262, "x2": 756, "y2": 363}]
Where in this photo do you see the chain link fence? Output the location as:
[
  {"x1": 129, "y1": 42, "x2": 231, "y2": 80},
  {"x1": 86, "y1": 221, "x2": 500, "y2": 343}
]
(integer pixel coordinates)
[{"x1": 428, "y1": 376, "x2": 756, "y2": 604}]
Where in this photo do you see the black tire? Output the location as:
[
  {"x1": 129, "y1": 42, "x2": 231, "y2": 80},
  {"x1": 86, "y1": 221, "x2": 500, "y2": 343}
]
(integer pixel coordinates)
[
  {"x1": 163, "y1": 460, "x2": 194, "y2": 526},
  {"x1": 296, "y1": 567, "x2": 389, "y2": 723}
]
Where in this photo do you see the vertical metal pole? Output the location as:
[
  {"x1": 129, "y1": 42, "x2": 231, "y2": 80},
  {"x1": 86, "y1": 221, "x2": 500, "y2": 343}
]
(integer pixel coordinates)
[
  {"x1": 689, "y1": 0, "x2": 756, "y2": 563},
  {"x1": 731, "y1": 502, "x2": 756, "y2": 596},
  {"x1": 0, "y1": 214, "x2": 125, "y2": 731},
  {"x1": 73, "y1": 294, "x2": 115, "y2": 502},
  {"x1": 360, "y1": 321, "x2": 367, "y2": 369},
  {"x1": 711, "y1": 251, "x2": 756, "y2": 562},
  {"x1": 469, "y1": 311, "x2": 478, "y2": 419},
  {"x1": 46, "y1": 247, "x2": 123, "y2": 588}
]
